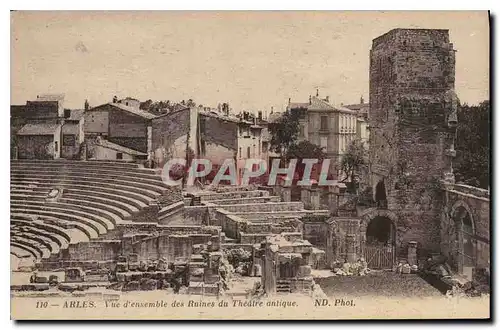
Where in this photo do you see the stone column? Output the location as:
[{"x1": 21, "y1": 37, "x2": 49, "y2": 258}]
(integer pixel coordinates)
[
  {"x1": 407, "y1": 241, "x2": 418, "y2": 266},
  {"x1": 346, "y1": 234, "x2": 356, "y2": 263},
  {"x1": 310, "y1": 186, "x2": 320, "y2": 210},
  {"x1": 301, "y1": 186, "x2": 311, "y2": 209},
  {"x1": 329, "y1": 185, "x2": 339, "y2": 215},
  {"x1": 281, "y1": 187, "x2": 291, "y2": 203}
]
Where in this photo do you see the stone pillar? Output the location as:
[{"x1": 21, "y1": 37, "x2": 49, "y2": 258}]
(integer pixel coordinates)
[
  {"x1": 407, "y1": 241, "x2": 418, "y2": 266},
  {"x1": 310, "y1": 186, "x2": 320, "y2": 210},
  {"x1": 261, "y1": 242, "x2": 277, "y2": 295},
  {"x1": 329, "y1": 185, "x2": 339, "y2": 215},
  {"x1": 147, "y1": 125, "x2": 153, "y2": 160},
  {"x1": 281, "y1": 187, "x2": 291, "y2": 202},
  {"x1": 301, "y1": 186, "x2": 311, "y2": 209},
  {"x1": 346, "y1": 234, "x2": 356, "y2": 263}
]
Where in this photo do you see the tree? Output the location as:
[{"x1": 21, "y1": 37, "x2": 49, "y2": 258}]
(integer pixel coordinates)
[
  {"x1": 286, "y1": 140, "x2": 327, "y2": 161},
  {"x1": 286, "y1": 140, "x2": 327, "y2": 183},
  {"x1": 340, "y1": 139, "x2": 366, "y2": 184},
  {"x1": 454, "y1": 100, "x2": 490, "y2": 189},
  {"x1": 269, "y1": 110, "x2": 301, "y2": 157}
]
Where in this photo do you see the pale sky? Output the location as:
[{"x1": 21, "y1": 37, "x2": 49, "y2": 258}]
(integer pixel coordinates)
[{"x1": 11, "y1": 11, "x2": 489, "y2": 112}]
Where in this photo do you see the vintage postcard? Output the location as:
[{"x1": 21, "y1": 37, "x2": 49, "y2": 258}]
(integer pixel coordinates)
[{"x1": 10, "y1": 11, "x2": 490, "y2": 320}]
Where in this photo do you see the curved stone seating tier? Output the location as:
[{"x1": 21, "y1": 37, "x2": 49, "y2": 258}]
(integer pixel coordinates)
[
  {"x1": 11, "y1": 247, "x2": 33, "y2": 259},
  {"x1": 11, "y1": 191, "x2": 138, "y2": 216},
  {"x1": 10, "y1": 160, "x2": 184, "y2": 263},
  {"x1": 11, "y1": 159, "x2": 145, "y2": 170},
  {"x1": 10, "y1": 164, "x2": 165, "y2": 182},
  {"x1": 11, "y1": 171, "x2": 166, "y2": 196},
  {"x1": 11, "y1": 231, "x2": 57, "y2": 254},
  {"x1": 11, "y1": 198, "x2": 122, "y2": 227},
  {"x1": 10, "y1": 205, "x2": 106, "y2": 236},
  {"x1": 12, "y1": 212, "x2": 96, "y2": 242},
  {"x1": 11, "y1": 236, "x2": 49, "y2": 259},
  {"x1": 11, "y1": 218, "x2": 72, "y2": 245},
  {"x1": 10, "y1": 162, "x2": 163, "y2": 182},
  {"x1": 58, "y1": 196, "x2": 131, "y2": 219},
  {"x1": 11, "y1": 178, "x2": 156, "y2": 206},
  {"x1": 11, "y1": 242, "x2": 41, "y2": 259},
  {"x1": 11, "y1": 222, "x2": 69, "y2": 250},
  {"x1": 10, "y1": 202, "x2": 114, "y2": 231}
]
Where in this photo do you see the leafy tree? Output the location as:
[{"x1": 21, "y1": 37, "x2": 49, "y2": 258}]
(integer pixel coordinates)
[
  {"x1": 340, "y1": 139, "x2": 366, "y2": 184},
  {"x1": 454, "y1": 100, "x2": 490, "y2": 189},
  {"x1": 285, "y1": 140, "x2": 327, "y2": 181},
  {"x1": 269, "y1": 110, "x2": 301, "y2": 157},
  {"x1": 286, "y1": 140, "x2": 326, "y2": 161}
]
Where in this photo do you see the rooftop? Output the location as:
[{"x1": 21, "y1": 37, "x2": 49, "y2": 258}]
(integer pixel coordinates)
[
  {"x1": 90, "y1": 102, "x2": 157, "y2": 120},
  {"x1": 17, "y1": 123, "x2": 61, "y2": 136},
  {"x1": 94, "y1": 138, "x2": 147, "y2": 156}
]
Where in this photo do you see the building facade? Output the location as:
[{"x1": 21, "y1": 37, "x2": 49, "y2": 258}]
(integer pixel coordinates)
[{"x1": 287, "y1": 93, "x2": 358, "y2": 179}]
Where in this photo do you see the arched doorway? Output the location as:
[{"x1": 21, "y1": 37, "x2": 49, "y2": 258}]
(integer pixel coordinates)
[
  {"x1": 450, "y1": 203, "x2": 475, "y2": 277},
  {"x1": 375, "y1": 180, "x2": 388, "y2": 208},
  {"x1": 364, "y1": 216, "x2": 396, "y2": 269}
]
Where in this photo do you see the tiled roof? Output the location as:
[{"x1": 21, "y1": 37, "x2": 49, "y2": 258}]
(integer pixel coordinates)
[
  {"x1": 95, "y1": 138, "x2": 147, "y2": 156},
  {"x1": 91, "y1": 102, "x2": 157, "y2": 120},
  {"x1": 288, "y1": 102, "x2": 309, "y2": 109},
  {"x1": 17, "y1": 123, "x2": 60, "y2": 136}
]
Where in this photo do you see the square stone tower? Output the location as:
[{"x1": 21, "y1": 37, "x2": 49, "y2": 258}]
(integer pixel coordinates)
[{"x1": 368, "y1": 29, "x2": 458, "y2": 252}]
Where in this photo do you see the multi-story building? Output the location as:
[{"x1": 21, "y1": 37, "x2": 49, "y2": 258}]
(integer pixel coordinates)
[{"x1": 287, "y1": 92, "x2": 358, "y2": 179}]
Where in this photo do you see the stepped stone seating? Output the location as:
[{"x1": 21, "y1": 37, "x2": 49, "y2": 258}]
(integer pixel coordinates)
[{"x1": 10, "y1": 160, "x2": 183, "y2": 263}]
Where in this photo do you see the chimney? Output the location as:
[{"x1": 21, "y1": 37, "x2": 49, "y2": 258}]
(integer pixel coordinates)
[
  {"x1": 309, "y1": 95, "x2": 312, "y2": 104},
  {"x1": 84, "y1": 99, "x2": 90, "y2": 110},
  {"x1": 316, "y1": 89, "x2": 319, "y2": 97},
  {"x1": 258, "y1": 111, "x2": 263, "y2": 120},
  {"x1": 288, "y1": 98, "x2": 291, "y2": 105},
  {"x1": 112, "y1": 95, "x2": 118, "y2": 103},
  {"x1": 360, "y1": 96, "x2": 365, "y2": 104},
  {"x1": 325, "y1": 96, "x2": 330, "y2": 103}
]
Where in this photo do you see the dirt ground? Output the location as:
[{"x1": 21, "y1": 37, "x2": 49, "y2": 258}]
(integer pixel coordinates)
[{"x1": 315, "y1": 270, "x2": 443, "y2": 298}]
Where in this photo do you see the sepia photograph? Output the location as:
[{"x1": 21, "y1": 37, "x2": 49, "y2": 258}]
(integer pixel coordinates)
[{"x1": 9, "y1": 10, "x2": 490, "y2": 320}]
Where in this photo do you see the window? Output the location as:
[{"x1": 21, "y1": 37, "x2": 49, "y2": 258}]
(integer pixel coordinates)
[
  {"x1": 320, "y1": 116, "x2": 328, "y2": 130},
  {"x1": 63, "y1": 134, "x2": 76, "y2": 147},
  {"x1": 320, "y1": 136, "x2": 328, "y2": 150},
  {"x1": 299, "y1": 125, "x2": 305, "y2": 138},
  {"x1": 116, "y1": 153, "x2": 123, "y2": 160},
  {"x1": 247, "y1": 147, "x2": 251, "y2": 158},
  {"x1": 54, "y1": 141, "x2": 58, "y2": 152},
  {"x1": 239, "y1": 147, "x2": 242, "y2": 158},
  {"x1": 253, "y1": 144, "x2": 256, "y2": 157},
  {"x1": 64, "y1": 109, "x2": 71, "y2": 118}
]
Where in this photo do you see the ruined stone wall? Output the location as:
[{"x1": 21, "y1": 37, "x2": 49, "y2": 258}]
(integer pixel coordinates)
[
  {"x1": 303, "y1": 222, "x2": 328, "y2": 250},
  {"x1": 220, "y1": 202, "x2": 304, "y2": 213},
  {"x1": 151, "y1": 108, "x2": 191, "y2": 167},
  {"x1": 441, "y1": 187, "x2": 490, "y2": 269},
  {"x1": 369, "y1": 29, "x2": 456, "y2": 253},
  {"x1": 200, "y1": 114, "x2": 238, "y2": 168}
]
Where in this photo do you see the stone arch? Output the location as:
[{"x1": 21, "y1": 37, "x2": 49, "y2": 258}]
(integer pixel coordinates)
[
  {"x1": 359, "y1": 208, "x2": 399, "y2": 254},
  {"x1": 449, "y1": 200, "x2": 476, "y2": 275},
  {"x1": 450, "y1": 200, "x2": 475, "y2": 234}
]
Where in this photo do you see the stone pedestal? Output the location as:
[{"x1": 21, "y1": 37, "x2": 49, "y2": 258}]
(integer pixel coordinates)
[
  {"x1": 346, "y1": 234, "x2": 356, "y2": 263},
  {"x1": 407, "y1": 241, "x2": 418, "y2": 266}
]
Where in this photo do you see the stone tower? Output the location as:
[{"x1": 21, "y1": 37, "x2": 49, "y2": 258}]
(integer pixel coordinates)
[{"x1": 368, "y1": 29, "x2": 458, "y2": 252}]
